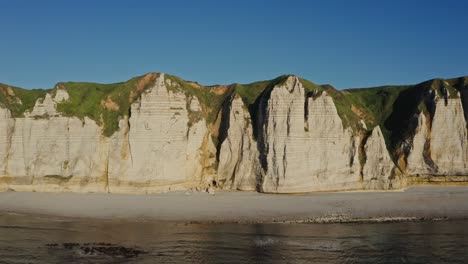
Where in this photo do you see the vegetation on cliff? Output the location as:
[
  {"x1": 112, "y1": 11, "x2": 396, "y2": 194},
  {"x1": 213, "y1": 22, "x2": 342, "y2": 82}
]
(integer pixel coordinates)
[
  {"x1": 234, "y1": 75, "x2": 290, "y2": 106},
  {"x1": 0, "y1": 83, "x2": 50, "y2": 117},
  {"x1": 56, "y1": 73, "x2": 158, "y2": 137},
  {"x1": 164, "y1": 74, "x2": 233, "y2": 125},
  {"x1": 300, "y1": 78, "x2": 365, "y2": 132},
  {"x1": 346, "y1": 78, "x2": 466, "y2": 164},
  {"x1": 0, "y1": 73, "x2": 466, "y2": 144}
]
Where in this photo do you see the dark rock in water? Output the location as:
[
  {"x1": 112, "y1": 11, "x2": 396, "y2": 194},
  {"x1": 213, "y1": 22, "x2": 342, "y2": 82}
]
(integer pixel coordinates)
[
  {"x1": 46, "y1": 242, "x2": 147, "y2": 258},
  {"x1": 45, "y1": 243, "x2": 58, "y2": 247},
  {"x1": 95, "y1": 242, "x2": 114, "y2": 246},
  {"x1": 81, "y1": 245, "x2": 146, "y2": 258},
  {"x1": 62, "y1": 242, "x2": 80, "y2": 249}
]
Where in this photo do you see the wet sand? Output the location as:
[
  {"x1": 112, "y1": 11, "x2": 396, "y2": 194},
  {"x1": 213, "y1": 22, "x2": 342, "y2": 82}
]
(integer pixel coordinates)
[{"x1": 1, "y1": 186, "x2": 468, "y2": 223}]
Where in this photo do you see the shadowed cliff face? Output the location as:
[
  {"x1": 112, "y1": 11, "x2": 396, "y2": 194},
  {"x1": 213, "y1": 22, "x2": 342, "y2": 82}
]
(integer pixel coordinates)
[
  {"x1": 0, "y1": 73, "x2": 467, "y2": 194},
  {"x1": 451, "y1": 77, "x2": 468, "y2": 123},
  {"x1": 216, "y1": 95, "x2": 259, "y2": 191}
]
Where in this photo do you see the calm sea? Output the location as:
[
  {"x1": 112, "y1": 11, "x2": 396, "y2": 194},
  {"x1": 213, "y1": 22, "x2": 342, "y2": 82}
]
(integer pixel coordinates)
[{"x1": 0, "y1": 213, "x2": 467, "y2": 264}]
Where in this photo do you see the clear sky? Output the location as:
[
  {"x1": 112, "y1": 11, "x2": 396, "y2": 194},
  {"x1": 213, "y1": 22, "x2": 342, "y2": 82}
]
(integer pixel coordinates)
[{"x1": 1, "y1": 0, "x2": 468, "y2": 90}]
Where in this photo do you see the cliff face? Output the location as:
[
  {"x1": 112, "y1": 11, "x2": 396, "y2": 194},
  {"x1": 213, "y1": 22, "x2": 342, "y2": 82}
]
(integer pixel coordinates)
[
  {"x1": 107, "y1": 75, "x2": 212, "y2": 193},
  {"x1": 362, "y1": 126, "x2": 397, "y2": 189},
  {"x1": 0, "y1": 92, "x2": 108, "y2": 192},
  {"x1": 216, "y1": 95, "x2": 259, "y2": 191},
  {"x1": 406, "y1": 89, "x2": 468, "y2": 182},
  {"x1": 0, "y1": 74, "x2": 215, "y2": 193},
  {"x1": 0, "y1": 73, "x2": 467, "y2": 193},
  {"x1": 257, "y1": 77, "x2": 361, "y2": 192}
]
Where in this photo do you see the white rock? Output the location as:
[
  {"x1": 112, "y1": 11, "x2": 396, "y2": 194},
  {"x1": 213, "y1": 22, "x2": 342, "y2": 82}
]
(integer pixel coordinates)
[
  {"x1": 54, "y1": 89, "x2": 70, "y2": 102},
  {"x1": 107, "y1": 74, "x2": 209, "y2": 193},
  {"x1": 0, "y1": 74, "x2": 211, "y2": 194},
  {"x1": 360, "y1": 120, "x2": 368, "y2": 130},
  {"x1": 1, "y1": 75, "x2": 466, "y2": 194},
  {"x1": 28, "y1": 94, "x2": 57, "y2": 117},
  {"x1": 430, "y1": 98, "x2": 468, "y2": 175},
  {"x1": 207, "y1": 186, "x2": 215, "y2": 195},
  {"x1": 362, "y1": 126, "x2": 395, "y2": 189},
  {"x1": 406, "y1": 113, "x2": 431, "y2": 175},
  {"x1": 259, "y1": 76, "x2": 361, "y2": 193},
  {"x1": 407, "y1": 98, "x2": 468, "y2": 176},
  {"x1": 217, "y1": 95, "x2": 259, "y2": 191}
]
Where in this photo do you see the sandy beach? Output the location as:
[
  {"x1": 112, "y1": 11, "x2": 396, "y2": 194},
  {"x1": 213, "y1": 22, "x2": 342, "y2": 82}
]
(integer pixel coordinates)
[{"x1": 1, "y1": 186, "x2": 468, "y2": 223}]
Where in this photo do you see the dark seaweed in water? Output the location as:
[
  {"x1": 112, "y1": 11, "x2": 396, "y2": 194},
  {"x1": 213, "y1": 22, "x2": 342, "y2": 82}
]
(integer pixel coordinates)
[
  {"x1": 46, "y1": 242, "x2": 147, "y2": 258},
  {"x1": 2, "y1": 213, "x2": 468, "y2": 264}
]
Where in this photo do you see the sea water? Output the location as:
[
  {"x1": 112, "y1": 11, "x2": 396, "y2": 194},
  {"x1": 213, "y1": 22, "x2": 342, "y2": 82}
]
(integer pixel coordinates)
[{"x1": 0, "y1": 213, "x2": 467, "y2": 264}]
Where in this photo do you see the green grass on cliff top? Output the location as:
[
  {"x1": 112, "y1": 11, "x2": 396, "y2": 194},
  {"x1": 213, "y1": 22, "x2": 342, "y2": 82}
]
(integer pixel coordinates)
[
  {"x1": 1, "y1": 74, "x2": 466, "y2": 140},
  {"x1": 233, "y1": 74, "x2": 465, "y2": 149},
  {"x1": 0, "y1": 76, "x2": 155, "y2": 137},
  {"x1": 234, "y1": 75, "x2": 367, "y2": 132},
  {"x1": 344, "y1": 77, "x2": 464, "y2": 152},
  {"x1": 300, "y1": 78, "x2": 364, "y2": 132},
  {"x1": 164, "y1": 74, "x2": 233, "y2": 124},
  {"x1": 234, "y1": 75, "x2": 290, "y2": 106},
  {"x1": 221, "y1": 74, "x2": 404, "y2": 133},
  {"x1": 57, "y1": 74, "x2": 156, "y2": 137},
  {"x1": 344, "y1": 85, "x2": 412, "y2": 150},
  {"x1": 345, "y1": 85, "x2": 410, "y2": 127},
  {"x1": 0, "y1": 83, "x2": 50, "y2": 117}
]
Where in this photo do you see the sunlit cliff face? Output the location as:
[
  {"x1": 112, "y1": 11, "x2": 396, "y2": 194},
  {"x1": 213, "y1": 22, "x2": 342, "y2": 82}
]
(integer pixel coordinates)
[{"x1": 0, "y1": 74, "x2": 467, "y2": 193}]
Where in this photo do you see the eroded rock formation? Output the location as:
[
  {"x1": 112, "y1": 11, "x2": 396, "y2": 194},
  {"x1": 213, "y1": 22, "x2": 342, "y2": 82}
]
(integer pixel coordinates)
[{"x1": 0, "y1": 73, "x2": 467, "y2": 193}]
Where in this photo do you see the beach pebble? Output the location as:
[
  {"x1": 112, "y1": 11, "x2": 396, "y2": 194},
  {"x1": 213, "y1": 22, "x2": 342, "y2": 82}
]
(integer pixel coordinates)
[{"x1": 207, "y1": 187, "x2": 215, "y2": 195}]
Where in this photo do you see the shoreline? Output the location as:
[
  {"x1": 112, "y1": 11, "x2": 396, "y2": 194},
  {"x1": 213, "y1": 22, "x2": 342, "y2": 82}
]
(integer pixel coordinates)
[
  {"x1": 1, "y1": 186, "x2": 468, "y2": 224},
  {"x1": 1, "y1": 212, "x2": 461, "y2": 225}
]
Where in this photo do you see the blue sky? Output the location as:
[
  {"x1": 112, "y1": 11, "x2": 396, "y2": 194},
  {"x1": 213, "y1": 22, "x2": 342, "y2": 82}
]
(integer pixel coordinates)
[{"x1": 1, "y1": 0, "x2": 467, "y2": 89}]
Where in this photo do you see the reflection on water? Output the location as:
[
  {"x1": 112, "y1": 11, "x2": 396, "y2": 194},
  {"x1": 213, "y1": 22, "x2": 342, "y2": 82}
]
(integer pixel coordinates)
[{"x1": 0, "y1": 213, "x2": 467, "y2": 263}]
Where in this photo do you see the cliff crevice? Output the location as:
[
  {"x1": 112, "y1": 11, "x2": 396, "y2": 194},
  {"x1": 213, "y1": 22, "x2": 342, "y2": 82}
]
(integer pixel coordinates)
[{"x1": 0, "y1": 73, "x2": 467, "y2": 193}]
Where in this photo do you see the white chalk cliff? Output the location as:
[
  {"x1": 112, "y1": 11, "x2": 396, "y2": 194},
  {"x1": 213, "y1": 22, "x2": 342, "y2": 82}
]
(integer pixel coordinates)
[
  {"x1": 217, "y1": 95, "x2": 259, "y2": 191},
  {"x1": 0, "y1": 73, "x2": 467, "y2": 193},
  {"x1": 406, "y1": 90, "x2": 468, "y2": 182},
  {"x1": 256, "y1": 77, "x2": 362, "y2": 193}
]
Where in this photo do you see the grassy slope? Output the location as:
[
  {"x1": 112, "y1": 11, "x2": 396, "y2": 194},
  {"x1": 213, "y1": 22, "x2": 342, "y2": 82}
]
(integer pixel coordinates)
[
  {"x1": 233, "y1": 75, "x2": 368, "y2": 135},
  {"x1": 235, "y1": 75, "x2": 389, "y2": 133},
  {"x1": 345, "y1": 77, "x2": 466, "y2": 157},
  {"x1": 0, "y1": 83, "x2": 50, "y2": 117},
  {"x1": 165, "y1": 74, "x2": 233, "y2": 125},
  {"x1": 1, "y1": 74, "x2": 466, "y2": 142},
  {"x1": 57, "y1": 74, "x2": 157, "y2": 137},
  {"x1": 0, "y1": 73, "x2": 234, "y2": 137},
  {"x1": 300, "y1": 78, "x2": 364, "y2": 132},
  {"x1": 344, "y1": 85, "x2": 412, "y2": 149},
  {"x1": 344, "y1": 85, "x2": 410, "y2": 128},
  {"x1": 234, "y1": 75, "x2": 290, "y2": 106},
  {"x1": 234, "y1": 75, "x2": 465, "y2": 163},
  {"x1": 0, "y1": 75, "x2": 158, "y2": 137}
]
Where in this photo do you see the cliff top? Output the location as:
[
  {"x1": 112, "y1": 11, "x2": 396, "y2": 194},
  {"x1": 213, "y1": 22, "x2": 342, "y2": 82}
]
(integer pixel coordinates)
[{"x1": 0, "y1": 73, "x2": 466, "y2": 139}]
